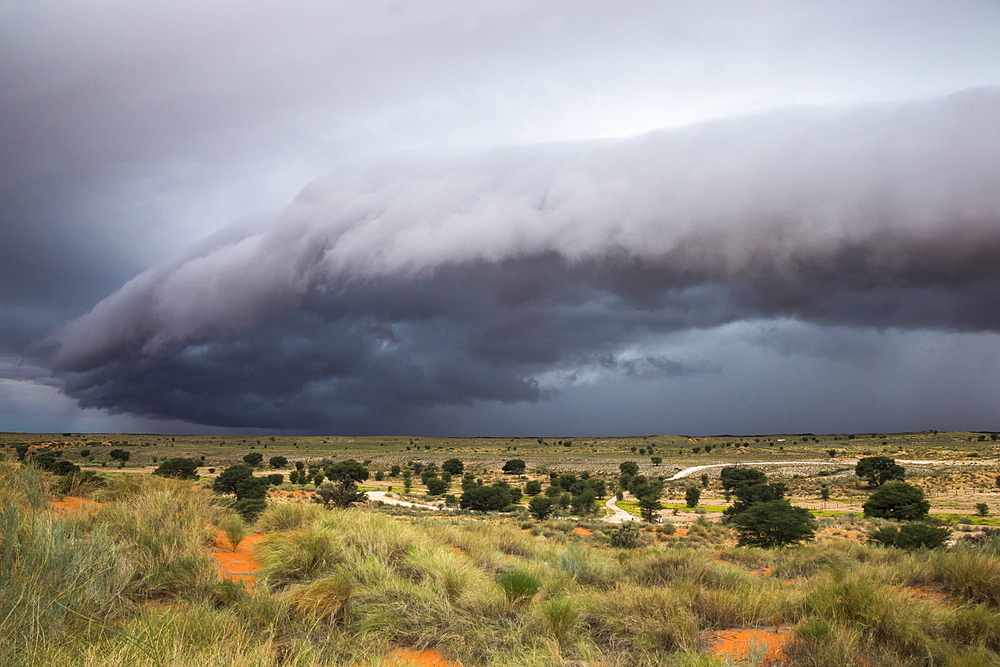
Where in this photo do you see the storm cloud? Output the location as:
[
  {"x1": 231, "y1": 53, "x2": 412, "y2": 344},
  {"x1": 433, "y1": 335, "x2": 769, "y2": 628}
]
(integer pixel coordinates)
[{"x1": 43, "y1": 89, "x2": 1000, "y2": 430}]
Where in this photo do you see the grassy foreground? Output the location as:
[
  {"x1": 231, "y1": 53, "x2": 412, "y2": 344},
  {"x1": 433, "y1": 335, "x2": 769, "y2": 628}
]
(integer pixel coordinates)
[{"x1": 4, "y1": 460, "x2": 1000, "y2": 666}]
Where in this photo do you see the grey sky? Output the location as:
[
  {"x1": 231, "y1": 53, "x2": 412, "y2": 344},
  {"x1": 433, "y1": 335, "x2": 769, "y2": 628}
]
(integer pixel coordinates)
[{"x1": 3, "y1": 1, "x2": 1000, "y2": 435}]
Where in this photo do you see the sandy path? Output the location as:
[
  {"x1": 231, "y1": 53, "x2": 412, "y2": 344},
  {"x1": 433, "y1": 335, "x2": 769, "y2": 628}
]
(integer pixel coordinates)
[{"x1": 603, "y1": 496, "x2": 639, "y2": 523}]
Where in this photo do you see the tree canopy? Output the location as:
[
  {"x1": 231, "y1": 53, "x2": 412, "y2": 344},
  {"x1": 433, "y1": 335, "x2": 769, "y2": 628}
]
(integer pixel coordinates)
[
  {"x1": 153, "y1": 457, "x2": 200, "y2": 480},
  {"x1": 863, "y1": 482, "x2": 930, "y2": 521},
  {"x1": 855, "y1": 456, "x2": 906, "y2": 487},
  {"x1": 731, "y1": 500, "x2": 817, "y2": 547}
]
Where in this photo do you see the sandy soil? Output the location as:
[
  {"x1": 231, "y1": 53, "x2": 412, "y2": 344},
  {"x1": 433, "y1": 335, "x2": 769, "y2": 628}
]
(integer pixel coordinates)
[
  {"x1": 212, "y1": 529, "x2": 267, "y2": 588},
  {"x1": 381, "y1": 648, "x2": 463, "y2": 667},
  {"x1": 49, "y1": 496, "x2": 107, "y2": 513},
  {"x1": 707, "y1": 627, "x2": 794, "y2": 665}
]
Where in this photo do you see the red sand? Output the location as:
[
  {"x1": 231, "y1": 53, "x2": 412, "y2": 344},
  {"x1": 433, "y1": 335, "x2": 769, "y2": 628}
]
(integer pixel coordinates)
[
  {"x1": 708, "y1": 628, "x2": 794, "y2": 665},
  {"x1": 49, "y1": 496, "x2": 107, "y2": 513},
  {"x1": 212, "y1": 529, "x2": 267, "y2": 587},
  {"x1": 573, "y1": 526, "x2": 593, "y2": 536},
  {"x1": 383, "y1": 648, "x2": 462, "y2": 667}
]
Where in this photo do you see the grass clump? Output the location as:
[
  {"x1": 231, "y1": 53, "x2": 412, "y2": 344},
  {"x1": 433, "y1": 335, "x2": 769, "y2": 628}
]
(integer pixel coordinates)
[{"x1": 497, "y1": 568, "x2": 542, "y2": 605}]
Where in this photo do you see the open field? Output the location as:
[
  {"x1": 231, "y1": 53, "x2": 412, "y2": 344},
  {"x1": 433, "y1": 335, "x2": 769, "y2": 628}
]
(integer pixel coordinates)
[{"x1": 5, "y1": 431, "x2": 1000, "y2": 665}]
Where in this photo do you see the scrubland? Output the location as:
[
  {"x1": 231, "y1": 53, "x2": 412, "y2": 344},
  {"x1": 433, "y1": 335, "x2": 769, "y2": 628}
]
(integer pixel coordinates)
[{"x1": 5, "y1": 441, "x2": 1000, "y2": 667}]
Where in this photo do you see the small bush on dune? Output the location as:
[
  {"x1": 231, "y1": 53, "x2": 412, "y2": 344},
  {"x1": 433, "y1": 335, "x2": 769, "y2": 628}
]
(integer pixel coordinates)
[
  {"x1": 220, "y1": 514, "x2": 248, "y2": 551},
  {"x1": 284, "y1": 575, "x2": 353, "y2": 625},
  {"x1": 254, "y1": 501, "x2": 325, "y2": 532},
  {"x1": 497, "y1": 568, "x2": 541, "y2": 605},
  {"x1": 258, "y1": 528, "x2": 344, "y2": 587}
]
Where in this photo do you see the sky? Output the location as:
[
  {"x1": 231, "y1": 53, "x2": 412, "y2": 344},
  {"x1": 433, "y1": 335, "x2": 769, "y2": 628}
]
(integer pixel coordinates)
[{"x1": 3, "y1": 1, "x2": 1000, "y2": 436}]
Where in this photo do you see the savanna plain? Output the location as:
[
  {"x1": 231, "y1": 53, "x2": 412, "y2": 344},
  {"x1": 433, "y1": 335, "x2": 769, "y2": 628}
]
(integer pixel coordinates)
[{"x1": 5, "y1": 430, "x2": 1000, "y2": 666}]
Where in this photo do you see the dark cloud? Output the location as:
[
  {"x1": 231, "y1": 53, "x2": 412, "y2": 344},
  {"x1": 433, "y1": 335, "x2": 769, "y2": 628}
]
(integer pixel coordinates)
[{"x1": 39, "y1": 90, "x2": 1000, "y2": 431}]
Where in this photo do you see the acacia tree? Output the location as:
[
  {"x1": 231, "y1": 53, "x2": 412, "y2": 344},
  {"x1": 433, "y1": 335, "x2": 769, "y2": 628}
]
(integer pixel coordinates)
[
  {"x1": 855, "y1": 456, "x2": 905, "y2": 487},
  {"x1": 502, "y1": 459, "x2": 526, "y2": 475},
  {"x1": 731, "y1": 500, "x2": 817, "y2": 547},
  {"x1": 862, "y1": 482, "x2": 929, "y2": 521},
  {"x1": 153, "y1": 457, "x2": 200, "y2": 480},
  {"x1": 685, "y1": 486, "x2": 701, "y2": 508},
  {"x1": 318, "y1": 460, "x2": 369, "y2": 508}
]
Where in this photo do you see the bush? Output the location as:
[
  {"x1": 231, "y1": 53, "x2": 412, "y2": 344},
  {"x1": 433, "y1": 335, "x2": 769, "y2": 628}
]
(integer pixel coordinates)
[
  {"x1": 524, "y1": 479, "x2": 542, "y2": 496},
  {"x1": 731, "y1": 500, "x2": 817, "y2": 547},
  {"x1": 528, "y1": 496, "x2": 555, "y2": 520},
  {"x1": 610, "y1": 521, "x2": 640, "y2": 548},
  {"x1": 460, "y1": 484, "x2": 514, "y2": 512},
  {"x1": 502, "y1": 459, "x2": 526, "y2": 475},
  {"x1": 232, "y1": 498, "x2": 267, "y2": 522},
  {"x1": 863, "y1": 483, "x2": 930, "y2": 521},
  {"x1": 497, "y1": 568, "x2": 541, "y2": 605},
  {"x1": 868, "y1": 522, "x2": 949, "y2": 549},
  {"x1": 619, "y1": 461, "x2": 639, "y2": 476},
  {"x1": 425, "y1": 477, "x2": 448, "y2": 496},
  {"x1": 268, "y1": 456, "x2": 287, "y2": 469},
  {"x1": 685, "y1": 486, "x2": 701, "y2": 508},
  {"x1": 153, "y1": 457, "x2": 200, "y2": 480},
  {"x1": 441, "y1": 458, "x2": 464, "y2": 475},
  {"x1": 242, "y1": 452, "x2": 264, "y2": 467}
]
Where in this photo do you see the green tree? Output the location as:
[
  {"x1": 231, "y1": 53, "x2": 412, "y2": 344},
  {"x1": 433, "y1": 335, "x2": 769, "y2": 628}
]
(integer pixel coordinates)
[
  {"x1": 153, "y1": 457, "x2": 200, "y2": 480},
  {"x1": 862, "y1": 482, "x2": 930, "y2": 521},
  {"x1": 524, "y1": 480, "x2": 543, "y2": 496},
  {"x1": 528, "y1": 496, "x2": 555, "y2": 520},
  {"x1": 636, "y1": 483, "x2": 663, "y2": 523},
  {"x1": 724, "y1": 481, "x2": 788, "y2": 517},
  {"x1": 242, "y1": 452, "x2": 264, "y2": 467},
  {"x1": 425, "y1": 477, "x2": 448, "y2": 496},
  {"x1": 855, "y1": 456, "x2": 905, "y2": 487},
  {"x1": 977, "y1": 502, "x2": 989, "y2": 517},
  {"x1": 685, "y1": 486, "x2": 701, "y2": 508},
  {"x1": 720, "y1": 466, "x2": 766, "y2": 492},
  {"x1": 700, "y1": 473, "x2": 709, "y2": 488},
  {"x1": 441, "y1": 458, "x2": 464, "y2": 475},
  {"x1": 502, "y1": 459, "x2": 526, "y2": 475},
  {"x1": 108, "y1": 449, "x2": 130, "y2": 462},
  {"x1": 619, "y1": 461, "x2": 640, "y2": 476},
  {"x1": 731, "y1": 500, "x2": 817, "y2": 547},
  {"x1": 268, "y1": 455, "x2": 287, "y2": 469},
  {"x1": 460, "y1": 485, "x2": 513, "y2": 511},
  {"x1": 317, "y1": 460, "x2": 369, "y2": 508},
  {"x1": 650, "y1": 456, "x2": 662, "y2": 466}
]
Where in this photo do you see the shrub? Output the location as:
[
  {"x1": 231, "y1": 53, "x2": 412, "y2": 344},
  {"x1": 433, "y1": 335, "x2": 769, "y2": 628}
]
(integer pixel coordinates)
[
  {"x1": 497, "y1": 568, "x2": 541, "y2": 605},
  {"x1": 502, "y1": 459, "x2": 526, "y2": 475},
  {"x1": 425, "y1": 477, "x2": 448, "y2": 496},
  {"x1": 609, "y1": 521, "x2": 640, "y2": 548},
  {"x1": 868, "y1": 522, "x2": 949, "y2": 550},
  {"x1": 232, "y1": 498, "x2": 267, "y2": 522},
  {"x1": 685, "y1": 486, "x2": 701, "y2": 508},
  {"x1": 863, "y1": 483, "x2": 930, "y2": 521},
  {"x1": 524, "y1": 479, "x2": 542, "y2": 496},
  {"x1": 528, "y1": 496, "x2": 555, "y2": 520},
  {"x1": 267, "y1": 473, "x2": 284, "y2": 485},
  {"x1": 152, "y1": 457, "x2": 200, "y2": 479},
  {"x1": 220, "y1": 514, "x2": 247, "y2": 551},
  {"x1": 268, "y1": 456, "x2": 287, "y2": 469},
  {"x1": 977, "y1": 503, "x2": 989, "y2": 517},
  {"x1": 619, "y1": 461, "x2": 639, "y2": 476},
  {"x1": 460, "y1": 485, "x2": 513, "y2": 512},
  {"x1": 441, "y1": 458, "x2": 464, "y2": 475},
  {"x1": 242, "y1": 452, "x2": 264, "y2": 467},
  {"x1": 731, "y1": 500, "x2": 817, "y2": 547}
]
